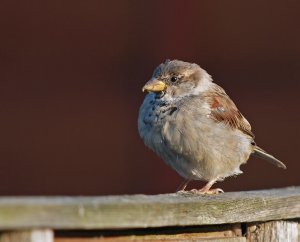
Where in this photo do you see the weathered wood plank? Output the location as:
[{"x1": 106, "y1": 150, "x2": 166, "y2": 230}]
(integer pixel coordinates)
[
  {"x1": 0, "y1": 187, "x2": 298, "y2": 229},
  {"x1": 298, "y1": 223, "x2": 300, "y2": 242},
  {"x1": 246, "y1": 221, "x2": 298, "y2": 242},
  {"x1": 0, "y1": 229, "x2": 53, "y2": 242}
]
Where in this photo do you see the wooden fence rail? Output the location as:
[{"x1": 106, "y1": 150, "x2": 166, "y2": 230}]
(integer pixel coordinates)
[{"x1": 0, "y1": 187, "x2": 299, "y2": 242}]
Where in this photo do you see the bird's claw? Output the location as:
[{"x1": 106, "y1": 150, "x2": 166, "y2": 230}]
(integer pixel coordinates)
[{"x1": 178, "y1": 188, "x2": 224, "y2": 195}]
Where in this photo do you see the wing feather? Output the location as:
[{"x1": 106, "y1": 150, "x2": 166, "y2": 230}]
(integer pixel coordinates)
[{"x1": 205, "y1": 84, "x2": 254, "y2": 138}]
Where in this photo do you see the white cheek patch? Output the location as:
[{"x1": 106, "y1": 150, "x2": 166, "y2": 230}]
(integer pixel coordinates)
[{"x1": 192, "y1": 72, "x2": 213, "y2": 95}]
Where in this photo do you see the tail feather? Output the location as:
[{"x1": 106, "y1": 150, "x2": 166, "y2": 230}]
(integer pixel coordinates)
[{"x1": 252, "y1": 146, "x2": 286, "y2": 169}]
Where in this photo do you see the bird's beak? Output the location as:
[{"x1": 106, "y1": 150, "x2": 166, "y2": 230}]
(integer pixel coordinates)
[{"x1": 142, "y1": 79, "x2": 167, "y2": 93}]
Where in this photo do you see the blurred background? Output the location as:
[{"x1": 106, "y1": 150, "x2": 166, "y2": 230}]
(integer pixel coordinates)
[{"x1": 0, "y1": 0, "x2": 299, "y2": 195}]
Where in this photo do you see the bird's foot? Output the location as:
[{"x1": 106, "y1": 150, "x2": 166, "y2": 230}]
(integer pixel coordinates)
[
  {"x1": 190, "y1": 188, "x2": 224, "y2": 195},
  {"x1": 176, "y1": 189, "x2": 190, "y2": 195},
  {"x1": 176, "y1": 179, "x2": 223, "y2": 195}
]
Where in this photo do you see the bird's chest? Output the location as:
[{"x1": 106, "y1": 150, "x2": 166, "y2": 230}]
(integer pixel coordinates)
[
  {"x1": 143, "y1": 102, "x2": 173, "y2": 126},
  {"x1": 138, "y1": 94, "x2": 180, "y2": 153},
  {"x1": 141, "y1": 95, "x2": 177, "y2": 128}
]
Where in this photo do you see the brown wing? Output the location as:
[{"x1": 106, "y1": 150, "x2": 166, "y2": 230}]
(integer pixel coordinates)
[{"x1": 205, "y1": 84, "x2": 254, "y2": 138}]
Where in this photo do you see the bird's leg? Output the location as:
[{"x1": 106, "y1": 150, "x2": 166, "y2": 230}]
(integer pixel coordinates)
[
  {"x1": 191, "y1": 179, "x2": 224, "y2": 195},
  {"x1": 176, "y1": 179, "x2": 191, "y2": 193}
]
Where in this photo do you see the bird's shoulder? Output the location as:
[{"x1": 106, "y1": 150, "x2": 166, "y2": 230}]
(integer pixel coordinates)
[{"x1": 197, "y1": 83, "x2": 254, "y2": 138}]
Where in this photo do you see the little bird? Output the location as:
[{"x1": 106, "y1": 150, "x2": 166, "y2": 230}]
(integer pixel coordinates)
[{"x1": 138, "y1": 59, "x2": 286, "y2": 194}]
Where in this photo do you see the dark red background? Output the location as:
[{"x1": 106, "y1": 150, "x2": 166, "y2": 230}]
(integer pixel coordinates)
[{"x1": 0, "y1": 1, "x2": 299, "y2": 195}]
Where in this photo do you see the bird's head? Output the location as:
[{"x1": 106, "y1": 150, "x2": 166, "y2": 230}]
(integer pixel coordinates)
[{"x1": 142, "y1": 59, "x2": 212, "y2": 98}]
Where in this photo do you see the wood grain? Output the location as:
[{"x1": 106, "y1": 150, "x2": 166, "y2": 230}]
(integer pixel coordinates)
[
  {"x1": 246, "y1": 221, "x2": 298, "y2": 242},
  {"x1": 55, "y1": 237, "x2": 246, "y2": 242},
  {"x1": 0, "y1": 187, "x2": 298, "y2": 229},
  {"x1": 0, "y1": 230, "x2": 53, "y2": 242}
]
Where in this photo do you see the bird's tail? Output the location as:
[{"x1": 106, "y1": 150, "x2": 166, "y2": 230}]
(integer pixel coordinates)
[{"x1": 252, "y1": 146, "x2": 286, "y2": 169}]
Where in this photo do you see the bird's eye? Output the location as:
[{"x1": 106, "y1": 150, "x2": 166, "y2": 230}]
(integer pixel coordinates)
[{"x1": 170, "y1": 76, "x2": 178, "y2": 82}]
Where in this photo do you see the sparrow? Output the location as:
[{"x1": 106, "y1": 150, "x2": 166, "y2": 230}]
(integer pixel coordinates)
[{"x1": 138, "y1": 59, "x2": 286, "y2": 194}]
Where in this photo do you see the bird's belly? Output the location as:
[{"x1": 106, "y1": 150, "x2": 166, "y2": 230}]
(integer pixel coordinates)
[
  {"x1": 160, "y1": 119, "x2": 253, "y2": 181},
  {"x1": 140, "y1": 129, "x2": 198, "y2": 179}
]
